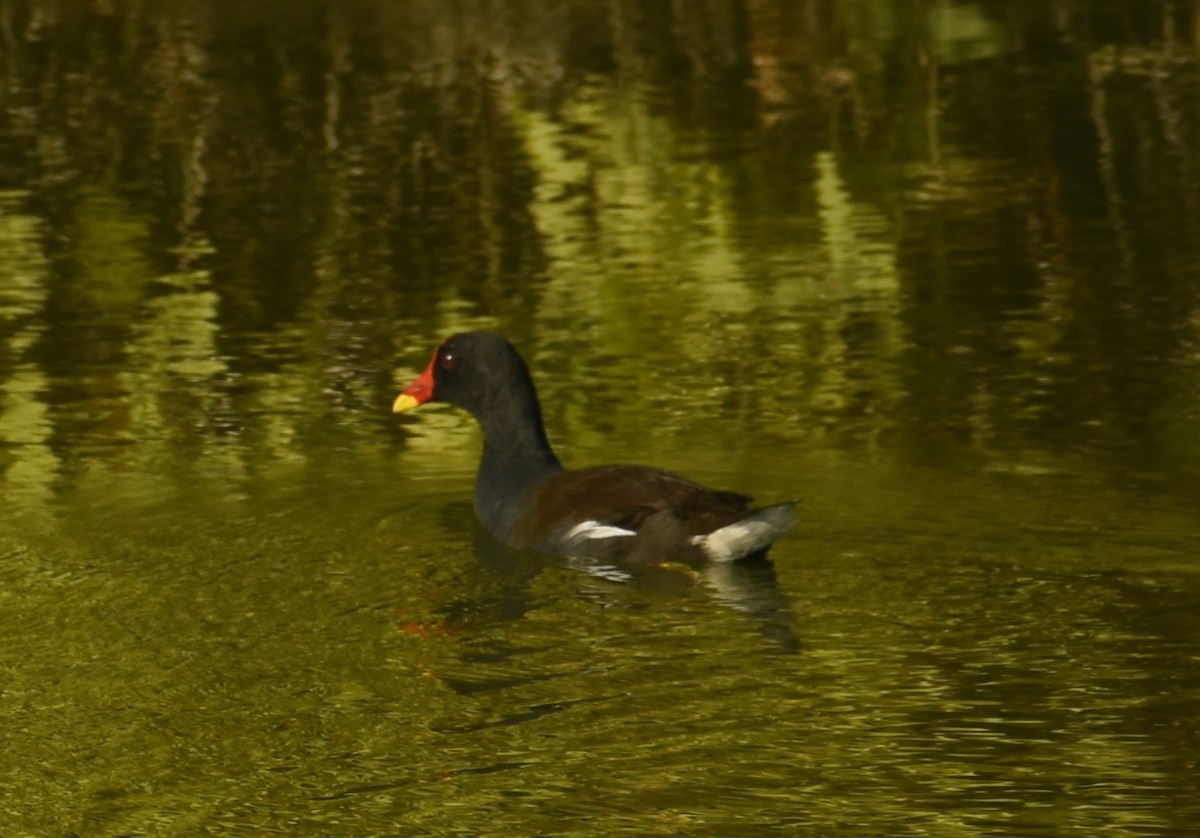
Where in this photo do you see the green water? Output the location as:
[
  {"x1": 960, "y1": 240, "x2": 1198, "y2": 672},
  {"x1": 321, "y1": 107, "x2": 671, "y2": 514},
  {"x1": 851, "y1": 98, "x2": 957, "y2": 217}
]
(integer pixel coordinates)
[{"x1": 2, "y1": 1, "x2": 1199, "y2": 835}]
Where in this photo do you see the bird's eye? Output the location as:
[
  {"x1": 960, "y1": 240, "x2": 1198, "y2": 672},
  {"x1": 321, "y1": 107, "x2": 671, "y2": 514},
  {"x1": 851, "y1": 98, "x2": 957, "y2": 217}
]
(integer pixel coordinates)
[{"x1": 439, "y1": 351, "x2": 455, "y2": 371}]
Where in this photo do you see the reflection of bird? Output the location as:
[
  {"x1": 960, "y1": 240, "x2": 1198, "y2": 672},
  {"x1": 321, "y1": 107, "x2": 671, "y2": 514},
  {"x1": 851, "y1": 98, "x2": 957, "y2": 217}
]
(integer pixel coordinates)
[
  {"x1": 394, "y1": 332, "x2": 796, "y2": 563},
  {"x1": 702, "y1": 557, "x2": 800, "y2": 654}
]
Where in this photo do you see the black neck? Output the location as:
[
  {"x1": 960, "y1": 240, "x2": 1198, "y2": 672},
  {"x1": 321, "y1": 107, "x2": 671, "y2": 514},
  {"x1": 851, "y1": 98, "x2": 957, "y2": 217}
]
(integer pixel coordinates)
[{"x1": 472, "y1": 391, "x2": 564, "y2": 540}]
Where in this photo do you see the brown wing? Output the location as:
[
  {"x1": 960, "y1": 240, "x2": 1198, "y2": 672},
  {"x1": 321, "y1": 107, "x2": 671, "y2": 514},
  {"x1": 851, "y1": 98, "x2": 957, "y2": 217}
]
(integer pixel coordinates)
[{"x1": 508, "y1": 464, "x2": 753, "y2": 549}]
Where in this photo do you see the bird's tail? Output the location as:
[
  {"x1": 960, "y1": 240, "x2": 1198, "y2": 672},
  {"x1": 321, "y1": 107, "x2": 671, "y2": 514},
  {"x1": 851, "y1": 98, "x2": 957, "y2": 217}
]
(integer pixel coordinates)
[{"x1": 696, "y1": 502, "x2": 797, "y2": 562}]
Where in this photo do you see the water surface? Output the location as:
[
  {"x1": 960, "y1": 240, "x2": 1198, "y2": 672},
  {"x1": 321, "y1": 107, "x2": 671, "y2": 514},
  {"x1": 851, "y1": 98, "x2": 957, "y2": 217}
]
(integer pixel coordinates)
[{"x1": 2, "y1": 1, "x2": 1199, "y2": 835}]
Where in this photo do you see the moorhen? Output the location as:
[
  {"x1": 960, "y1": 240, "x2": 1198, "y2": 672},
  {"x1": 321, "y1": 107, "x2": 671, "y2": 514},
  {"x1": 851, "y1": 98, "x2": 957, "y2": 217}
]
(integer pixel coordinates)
[{"x1": 393, "y1": 332, "x2": 795, "y2": 563}]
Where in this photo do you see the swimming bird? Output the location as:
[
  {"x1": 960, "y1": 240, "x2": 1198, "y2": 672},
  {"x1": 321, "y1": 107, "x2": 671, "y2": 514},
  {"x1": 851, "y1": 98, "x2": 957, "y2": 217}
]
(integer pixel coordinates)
[{"x1": 394, "y1": 332, "x2": 795, "y2": 563}]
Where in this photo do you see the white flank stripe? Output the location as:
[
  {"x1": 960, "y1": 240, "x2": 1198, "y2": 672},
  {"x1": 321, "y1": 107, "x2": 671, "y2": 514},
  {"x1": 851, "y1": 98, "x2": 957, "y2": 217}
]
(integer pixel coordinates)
[{"x1": 563, "y1": 520, "x2": 637, "y2": 542}]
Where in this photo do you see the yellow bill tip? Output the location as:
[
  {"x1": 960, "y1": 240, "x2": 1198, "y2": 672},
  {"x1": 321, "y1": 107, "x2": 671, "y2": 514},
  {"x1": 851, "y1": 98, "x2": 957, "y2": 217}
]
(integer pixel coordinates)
[{"x1": 392, "y1": 393, "x2": 422, "y2": 413}]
